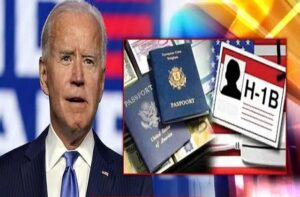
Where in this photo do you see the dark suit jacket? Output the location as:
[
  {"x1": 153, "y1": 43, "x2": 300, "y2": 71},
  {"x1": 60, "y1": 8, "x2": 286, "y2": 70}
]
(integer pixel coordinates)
[{"x1": 0, "y1": 127, "x2": 153, "y2": 196}]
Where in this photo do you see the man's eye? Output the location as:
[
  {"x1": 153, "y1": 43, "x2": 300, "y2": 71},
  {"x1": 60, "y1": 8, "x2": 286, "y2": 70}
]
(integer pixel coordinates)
[
  {"x1": 61, "y1": 56, "x2": 71, "y2": 63},
  {"x1": 84, "y1": 58, "x2": 94, "y2": 65}
]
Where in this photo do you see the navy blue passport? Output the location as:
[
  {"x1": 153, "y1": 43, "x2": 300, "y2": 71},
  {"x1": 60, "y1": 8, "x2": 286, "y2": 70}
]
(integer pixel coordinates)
[
  {"x1": 124, "y1": 74, "x2": 190, "y2": 172},
  {"x1": 149, "y1": 43, "x2": 209, "y2": 124}
]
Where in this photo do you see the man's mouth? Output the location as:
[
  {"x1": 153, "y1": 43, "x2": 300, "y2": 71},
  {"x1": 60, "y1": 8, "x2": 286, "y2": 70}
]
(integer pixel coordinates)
[{"x1": 66, "y1": 97, "x2": 86, "y2": 103}]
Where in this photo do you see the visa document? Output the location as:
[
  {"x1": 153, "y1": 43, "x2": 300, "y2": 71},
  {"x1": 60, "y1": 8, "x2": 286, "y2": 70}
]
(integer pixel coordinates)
[
  {"x1": 212, "y1": 43, "x2": 286, "y2": 148},
  {"x1": 124, "y1": 50, "x2": 138, "y2": 87},
  {"x1": 127, "y1": 39, "x2": 173, "y2": 74}
]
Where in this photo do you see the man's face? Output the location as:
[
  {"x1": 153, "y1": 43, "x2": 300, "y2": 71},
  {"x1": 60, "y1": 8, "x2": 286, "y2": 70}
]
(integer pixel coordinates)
[{"x1": 39, "y1": 12, "x2": 104, "y2": 135}]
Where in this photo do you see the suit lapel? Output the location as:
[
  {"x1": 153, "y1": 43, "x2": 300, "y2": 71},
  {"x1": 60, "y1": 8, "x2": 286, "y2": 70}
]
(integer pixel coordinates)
[
  {"x1": 20, "y1": 128, "x2": 117, "y2": 196},
  {"x1": 86, "y1": 131, "x2": 116, "y2": 196},
  {"x1": 21, "y1": 128, "x2": 48, "y2": 197}
]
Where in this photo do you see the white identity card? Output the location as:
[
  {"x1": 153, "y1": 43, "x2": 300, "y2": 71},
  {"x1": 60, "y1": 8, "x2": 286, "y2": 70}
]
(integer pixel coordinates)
[{"x1": 212, "y1": 43, "x2": 286, "y2": 148}]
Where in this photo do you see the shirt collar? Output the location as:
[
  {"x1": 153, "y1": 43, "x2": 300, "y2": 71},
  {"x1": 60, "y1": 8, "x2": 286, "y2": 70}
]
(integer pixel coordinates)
[{"x1": 45, "y1": 124, "x2": 94, "y2": 171}]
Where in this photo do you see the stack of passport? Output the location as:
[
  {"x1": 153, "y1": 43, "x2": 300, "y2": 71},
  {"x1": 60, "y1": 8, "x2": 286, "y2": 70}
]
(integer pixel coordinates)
[{"x1": 124, "y1": 43, "x2": 210, "y2": 173}]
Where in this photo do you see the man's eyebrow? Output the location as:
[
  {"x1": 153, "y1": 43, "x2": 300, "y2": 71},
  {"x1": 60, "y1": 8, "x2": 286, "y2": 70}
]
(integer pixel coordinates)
[
  {"x1": 59, "y1": 50, "x2": 75, "y2": 55},
  {"x1": 82, "y1": 54, "x2": 96, "y2": 59}
]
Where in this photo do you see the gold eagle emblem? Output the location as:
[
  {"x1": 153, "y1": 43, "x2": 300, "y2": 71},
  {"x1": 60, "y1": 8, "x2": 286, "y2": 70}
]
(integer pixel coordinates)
[{"x1": 168, "y1": 66, "x2": 186, "y2": 90}]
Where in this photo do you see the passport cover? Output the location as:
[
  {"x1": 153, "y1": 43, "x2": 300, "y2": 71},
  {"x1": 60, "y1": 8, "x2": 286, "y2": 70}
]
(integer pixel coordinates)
[
  {"x1": 149, "y1": 43, "x2": 209, "y2": 124},
  {"x1": 124, "y1": 74, "x2": 191, "y2": 172}
]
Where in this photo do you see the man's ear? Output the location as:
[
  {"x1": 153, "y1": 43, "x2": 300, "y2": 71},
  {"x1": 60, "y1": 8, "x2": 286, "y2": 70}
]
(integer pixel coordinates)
[
  {"x1": 39, "y1": 57, "x2": 49, "y2": 96},
  {"x1": 98, "y1": 68, "x2": 106, "y2": 103}
]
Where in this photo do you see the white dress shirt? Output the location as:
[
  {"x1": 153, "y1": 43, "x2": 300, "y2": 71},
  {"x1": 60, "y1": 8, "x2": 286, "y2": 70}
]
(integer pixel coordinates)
[{"x1": 45, "y1": 124, "x2": 95, "y2": 197}]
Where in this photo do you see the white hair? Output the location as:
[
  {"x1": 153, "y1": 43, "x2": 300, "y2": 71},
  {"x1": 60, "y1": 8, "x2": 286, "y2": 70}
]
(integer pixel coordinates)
[{"x1": 41, "y1": 0, "x2": 107, "y2": 69}]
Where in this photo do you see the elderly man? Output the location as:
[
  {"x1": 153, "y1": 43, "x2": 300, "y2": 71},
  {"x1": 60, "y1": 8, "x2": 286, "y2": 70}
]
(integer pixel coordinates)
[{"x1": 0, "y1": 1, "x2": 152, "y2": 196}]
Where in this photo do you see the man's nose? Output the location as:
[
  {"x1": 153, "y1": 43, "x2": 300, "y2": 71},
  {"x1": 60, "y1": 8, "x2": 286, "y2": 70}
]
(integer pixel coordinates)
[{"x1": 71, "y1": 58, "x2": 84, "y2": 87}]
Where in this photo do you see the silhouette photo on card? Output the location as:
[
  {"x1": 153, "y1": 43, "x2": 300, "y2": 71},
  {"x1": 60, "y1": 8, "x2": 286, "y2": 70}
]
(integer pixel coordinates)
[{"x1": 221, "y1": 59, "x2": 241, "y2": 100}]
